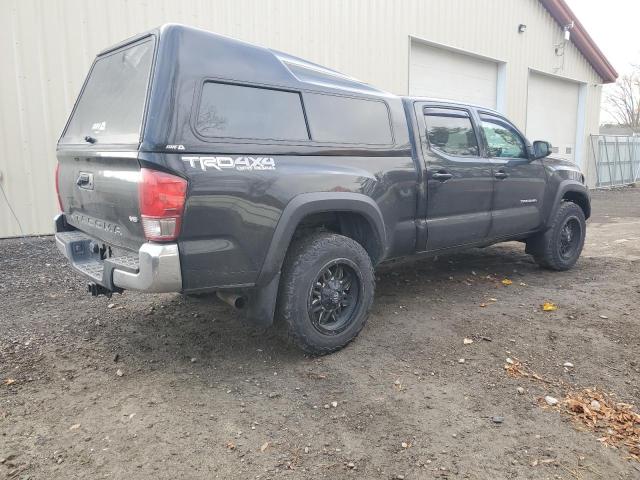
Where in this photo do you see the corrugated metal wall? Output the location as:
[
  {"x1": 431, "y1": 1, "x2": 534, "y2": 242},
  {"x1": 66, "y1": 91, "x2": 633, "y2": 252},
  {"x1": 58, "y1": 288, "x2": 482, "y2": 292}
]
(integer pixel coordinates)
[{"x1": 0, "y1": 0, "x2": 604, "y2": 237}]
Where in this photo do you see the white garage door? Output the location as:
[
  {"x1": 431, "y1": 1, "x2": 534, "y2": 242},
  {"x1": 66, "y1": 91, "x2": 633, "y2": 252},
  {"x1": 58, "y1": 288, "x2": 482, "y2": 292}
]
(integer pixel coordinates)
[
  {"x1": 526, "y1": 72, "x2": 579, "y2": 162},
  {"x1": 409, "y1": 40, "x2": 499, "y2": 109}
]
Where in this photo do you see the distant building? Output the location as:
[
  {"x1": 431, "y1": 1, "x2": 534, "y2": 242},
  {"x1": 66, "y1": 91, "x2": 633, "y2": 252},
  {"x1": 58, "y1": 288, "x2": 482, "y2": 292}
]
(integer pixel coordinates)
[{"x1": 599, "y1": 124, "x2": 639, "y2": 136}]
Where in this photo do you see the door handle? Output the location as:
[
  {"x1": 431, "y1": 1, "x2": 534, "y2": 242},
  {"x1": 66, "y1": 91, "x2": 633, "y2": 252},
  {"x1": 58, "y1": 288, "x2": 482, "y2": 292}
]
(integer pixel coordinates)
[
  {"x1": 494, "y1": 170, "x2": 509, "y2": 179},
  {"x1": 432, "y1": 171, "x2": 453, "y2": 181}
]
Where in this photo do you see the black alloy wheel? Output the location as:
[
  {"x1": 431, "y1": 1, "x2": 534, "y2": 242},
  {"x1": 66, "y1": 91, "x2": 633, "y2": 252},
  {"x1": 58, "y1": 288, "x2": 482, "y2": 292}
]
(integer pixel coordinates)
[
  {"x1": 558, "y1": 217, "x2": 582, "y2": 261},
  {"x1": 308, "y1": 260, "x2": 361, "y2": 335}
]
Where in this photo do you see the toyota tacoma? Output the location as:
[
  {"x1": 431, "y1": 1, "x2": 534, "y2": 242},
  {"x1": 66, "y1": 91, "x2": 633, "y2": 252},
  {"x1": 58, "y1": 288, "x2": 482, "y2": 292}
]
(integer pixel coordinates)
[{"x1": 55, "y1": 25, "x2": 590, "y2": 354}]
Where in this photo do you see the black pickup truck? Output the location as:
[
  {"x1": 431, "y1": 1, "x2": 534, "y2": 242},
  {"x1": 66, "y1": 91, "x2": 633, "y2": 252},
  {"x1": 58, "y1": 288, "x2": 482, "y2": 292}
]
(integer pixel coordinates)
[{"x1": 55, "y1": 25, "x2": 590, "y2": 354}]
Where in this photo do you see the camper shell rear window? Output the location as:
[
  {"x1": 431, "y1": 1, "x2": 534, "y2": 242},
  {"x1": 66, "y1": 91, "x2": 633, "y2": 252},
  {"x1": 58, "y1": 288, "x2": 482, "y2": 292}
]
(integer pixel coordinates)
[{"x1": 60, "y1": 38, "x2": 155, "y2": 145}]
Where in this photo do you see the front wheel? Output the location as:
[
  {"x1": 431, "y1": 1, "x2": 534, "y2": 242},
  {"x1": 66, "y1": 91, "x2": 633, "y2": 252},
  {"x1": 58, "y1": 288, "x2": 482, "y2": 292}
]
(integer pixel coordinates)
[
  {"x1": 276, "y1": 232, "x2": 375, "y2": 355},
  {"x1": 527, "y1": 202, "x2": 586, "y2": 271}
]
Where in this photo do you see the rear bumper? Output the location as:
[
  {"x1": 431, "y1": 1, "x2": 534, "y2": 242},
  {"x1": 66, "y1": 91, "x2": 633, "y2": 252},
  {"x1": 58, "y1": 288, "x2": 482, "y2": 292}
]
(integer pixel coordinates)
[{"x1": 54, "y1": 214, "x2": 182, "y2": 293}]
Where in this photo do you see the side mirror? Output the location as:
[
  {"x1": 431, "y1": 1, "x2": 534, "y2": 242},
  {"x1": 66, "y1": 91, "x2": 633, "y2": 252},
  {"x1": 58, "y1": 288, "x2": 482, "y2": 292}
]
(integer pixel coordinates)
[{"x1": 532, "y1": 140, "x2": 552, "y2": 159}]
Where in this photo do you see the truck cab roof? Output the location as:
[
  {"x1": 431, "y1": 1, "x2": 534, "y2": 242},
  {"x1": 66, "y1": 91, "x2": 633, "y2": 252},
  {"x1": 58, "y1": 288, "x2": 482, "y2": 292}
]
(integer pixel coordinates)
[{"x1": 402, "y1": 96, "x2": 502, "y2": 115}]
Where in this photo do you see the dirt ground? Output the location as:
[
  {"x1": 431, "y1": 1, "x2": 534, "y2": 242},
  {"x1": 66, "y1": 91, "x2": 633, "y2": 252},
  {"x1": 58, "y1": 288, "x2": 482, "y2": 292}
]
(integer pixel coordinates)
[{"x1": 1, "y1": 188, "x2": 639, "y2": 480}]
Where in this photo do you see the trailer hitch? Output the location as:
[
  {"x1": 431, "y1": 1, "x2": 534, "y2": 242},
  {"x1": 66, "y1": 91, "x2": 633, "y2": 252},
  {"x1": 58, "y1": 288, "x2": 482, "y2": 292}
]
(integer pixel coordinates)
[{"x1": 87, "y1": 282, "x2": 115, "y2": 298}]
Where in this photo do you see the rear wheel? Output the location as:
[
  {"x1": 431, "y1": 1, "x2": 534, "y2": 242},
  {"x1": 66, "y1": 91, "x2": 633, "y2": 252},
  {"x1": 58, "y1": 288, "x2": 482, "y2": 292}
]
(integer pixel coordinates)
[
  {"x1": 528, "y1": 202, "x2": 586, "y2": 271},
  {"x1": 276, "y1": 232, "x2": 375, "y2": 355}
]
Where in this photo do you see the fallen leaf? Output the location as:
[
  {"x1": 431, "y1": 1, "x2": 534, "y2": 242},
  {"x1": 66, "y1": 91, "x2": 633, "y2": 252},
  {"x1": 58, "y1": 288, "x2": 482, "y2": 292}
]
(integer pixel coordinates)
[
  {"x1": 463, "y1": 338, "x2": 474, "y2": 345},
  {"x1": 226, "y1": 441, "x2": 236, "y2": 450},
  {"x1": 479, "y1": 303, "x2": 487, "y2": 308},
  {"x1": 501, "y1": 279, "x2": 513, "y2": 286},
  {"x1": 542, "y1": 302, "x2": 558, "y2": 312},
  {"x1": 260, "y1": 442, "x2": 269, "y2": 452},
  {"x1": 69, "y1": 423, "x2": 81, "y2": 431},
  {"x1": 560, "y1": 388, "x2": 640, "y2": 461},
  {"x1": 3, "y1": 379, "x2": 15, "y2": 386}
]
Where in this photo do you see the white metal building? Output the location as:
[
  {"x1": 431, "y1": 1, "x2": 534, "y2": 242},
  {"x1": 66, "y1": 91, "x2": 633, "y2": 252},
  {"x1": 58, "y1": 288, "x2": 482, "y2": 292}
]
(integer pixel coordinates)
[{"x1": 0, "y1": 0, "x2": 617, "y2": 238}]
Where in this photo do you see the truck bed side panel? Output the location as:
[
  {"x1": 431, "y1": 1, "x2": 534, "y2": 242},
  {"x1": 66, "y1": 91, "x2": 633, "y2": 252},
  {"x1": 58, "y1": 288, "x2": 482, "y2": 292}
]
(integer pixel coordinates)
[{"x1": 141, "y1": 152, "x2": 418, "y2": 290}]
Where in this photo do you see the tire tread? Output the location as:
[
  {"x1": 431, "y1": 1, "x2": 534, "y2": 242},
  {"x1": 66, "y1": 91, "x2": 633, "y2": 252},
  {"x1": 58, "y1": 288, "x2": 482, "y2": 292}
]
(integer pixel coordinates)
[
  {"x1": 529, "y1": 201, "x2": 586, "y2": 271},
  {"x1": 276, "y1": 232, "x2": 374, "y2": 355}
]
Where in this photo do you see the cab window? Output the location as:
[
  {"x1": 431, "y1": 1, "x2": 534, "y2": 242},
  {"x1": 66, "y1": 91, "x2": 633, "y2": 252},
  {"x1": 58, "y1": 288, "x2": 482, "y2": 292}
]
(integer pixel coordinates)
[
  {"x1": 480, "y1": 116, "x2": 528, "y2": 159},
  {"x1": 424, "y1": 110, "x2": 479, "y2": 157}
]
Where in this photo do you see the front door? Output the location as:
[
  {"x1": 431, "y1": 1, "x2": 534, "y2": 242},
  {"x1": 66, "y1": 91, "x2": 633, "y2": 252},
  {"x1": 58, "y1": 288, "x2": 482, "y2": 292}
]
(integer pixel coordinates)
[
  {"x1": 417, "y1": 104, "x2": 494, "y2": 251},
  {"x1": 478, "y1": 112, "x2": 547, "y2": 238}
]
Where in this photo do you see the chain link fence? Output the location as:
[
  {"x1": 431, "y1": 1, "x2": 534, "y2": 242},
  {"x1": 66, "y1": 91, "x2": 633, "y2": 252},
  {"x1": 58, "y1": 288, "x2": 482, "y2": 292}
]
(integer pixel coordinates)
[{"x1": 590, "y1": 135, "x2": 640, "y2": 187}]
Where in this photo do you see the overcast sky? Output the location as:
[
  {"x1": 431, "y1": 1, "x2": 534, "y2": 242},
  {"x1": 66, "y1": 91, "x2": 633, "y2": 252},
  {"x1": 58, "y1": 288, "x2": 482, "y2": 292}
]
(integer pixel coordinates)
[
  {"x1": 565, "y1": 0, "x2": 639, "y2": 75},
  {"x1": 564, "y1": 0, "x2": 638, "y2": 123}
]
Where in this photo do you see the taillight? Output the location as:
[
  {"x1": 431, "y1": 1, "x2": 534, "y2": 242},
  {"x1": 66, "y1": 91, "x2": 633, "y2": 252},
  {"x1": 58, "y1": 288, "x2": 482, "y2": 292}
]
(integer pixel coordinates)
[
  {"x1": 55, "y1": 163, "x2": 63, "y2": 211},
  {"x1": 139, "y1": 168, "x2": 188, "y2": 242}
]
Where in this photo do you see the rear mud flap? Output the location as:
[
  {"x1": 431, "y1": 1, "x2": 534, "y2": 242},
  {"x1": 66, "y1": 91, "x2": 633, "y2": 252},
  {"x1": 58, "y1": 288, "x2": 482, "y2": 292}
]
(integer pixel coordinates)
[{"x1": 241, "y1": 273, "x2": 281, "y2": 328}]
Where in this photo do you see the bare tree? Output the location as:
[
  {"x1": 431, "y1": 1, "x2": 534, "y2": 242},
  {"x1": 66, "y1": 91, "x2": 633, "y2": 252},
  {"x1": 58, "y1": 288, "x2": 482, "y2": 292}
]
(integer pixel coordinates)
[{"x1": 605, "y1": 65, "x2": 640, "y2": 133}]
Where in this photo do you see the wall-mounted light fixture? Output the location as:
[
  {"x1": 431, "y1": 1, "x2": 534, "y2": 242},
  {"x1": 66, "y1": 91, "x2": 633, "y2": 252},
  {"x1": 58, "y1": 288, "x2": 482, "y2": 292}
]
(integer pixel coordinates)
[
  {"x1": 563, "y1": 21, "x2": 574, "y2": 42},
  {"x1": 518, "y1": 24, "x2": 527, "y2": 33}
]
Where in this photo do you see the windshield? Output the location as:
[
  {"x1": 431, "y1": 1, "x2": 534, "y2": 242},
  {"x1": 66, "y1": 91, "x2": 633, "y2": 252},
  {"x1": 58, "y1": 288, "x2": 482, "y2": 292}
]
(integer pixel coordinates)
[{"x1": 60, "y1": 39, "x2": 154, "y2": 145}]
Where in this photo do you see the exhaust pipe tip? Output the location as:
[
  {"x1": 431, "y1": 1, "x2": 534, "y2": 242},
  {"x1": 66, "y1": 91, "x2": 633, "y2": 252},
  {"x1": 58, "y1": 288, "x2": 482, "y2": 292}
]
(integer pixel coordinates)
[
  {"x1": 234, "y1": 296, "x2": 247, "y2": 309},
  {"x1": 217, "y1": 291, "x2": 247, "y2": 310}
]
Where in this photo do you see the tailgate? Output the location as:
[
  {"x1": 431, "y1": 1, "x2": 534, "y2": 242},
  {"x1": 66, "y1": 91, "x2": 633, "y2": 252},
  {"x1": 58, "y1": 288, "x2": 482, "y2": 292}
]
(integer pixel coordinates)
[{"x1": 57, "y1": 150, "x2": 145, "y2": 251}]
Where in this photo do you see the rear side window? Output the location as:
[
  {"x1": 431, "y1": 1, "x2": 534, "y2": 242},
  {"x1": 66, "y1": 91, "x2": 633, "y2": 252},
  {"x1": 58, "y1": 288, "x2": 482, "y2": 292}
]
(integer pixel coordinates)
[
  {"x1": 61, "y1": 39, "x2": 154, "y2": 145},
  {"x1": 304, "y1": 93, "x2": 393, "y2": 145},
  {"x1": 196, "y1": 83, "x2": 309, "y2": 141},
  {"x1": 424, "y1": 110, "x2": 479, "y2": 157}
]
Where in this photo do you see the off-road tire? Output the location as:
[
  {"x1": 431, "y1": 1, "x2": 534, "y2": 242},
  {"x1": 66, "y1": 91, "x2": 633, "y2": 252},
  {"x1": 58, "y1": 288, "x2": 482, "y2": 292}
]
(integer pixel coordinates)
[
  {"x1": 527, "y1": 201, "x2": 586, "y2": 271},
  {"x1": 276, "y1": 232, "x2": 375, "y2": 355}
]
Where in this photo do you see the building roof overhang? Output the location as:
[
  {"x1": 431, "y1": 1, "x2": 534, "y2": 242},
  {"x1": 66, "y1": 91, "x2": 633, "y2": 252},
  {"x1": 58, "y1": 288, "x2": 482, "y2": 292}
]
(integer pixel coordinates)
[{"x1": 539, "y1": 0, "x2": 618, "y2": 83}]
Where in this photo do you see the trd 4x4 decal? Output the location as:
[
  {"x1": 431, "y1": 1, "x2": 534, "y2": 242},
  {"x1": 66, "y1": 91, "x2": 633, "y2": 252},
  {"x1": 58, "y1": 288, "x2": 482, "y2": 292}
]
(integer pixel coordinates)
[{"x1": 182, "y1": 156, "x2": 276, "y2": 172}]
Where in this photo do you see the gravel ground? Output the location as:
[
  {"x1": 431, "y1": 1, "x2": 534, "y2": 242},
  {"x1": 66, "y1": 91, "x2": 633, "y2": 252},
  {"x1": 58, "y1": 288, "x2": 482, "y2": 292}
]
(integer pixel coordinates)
[{"x1": 1, "y1": 187, "x2": 639, "y2": 480}]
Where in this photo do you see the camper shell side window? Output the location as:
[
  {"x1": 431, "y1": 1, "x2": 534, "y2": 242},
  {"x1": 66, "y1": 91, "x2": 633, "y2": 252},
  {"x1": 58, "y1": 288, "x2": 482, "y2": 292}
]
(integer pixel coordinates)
[{"x1": 191, "y1": 80, "x2": 395, "y2": 147}]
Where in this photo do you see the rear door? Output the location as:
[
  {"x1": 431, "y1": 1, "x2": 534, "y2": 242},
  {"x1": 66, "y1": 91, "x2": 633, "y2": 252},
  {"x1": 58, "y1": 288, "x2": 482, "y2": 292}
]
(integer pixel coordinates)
[
  {"x1": 478, "y1": 112, "x2": 547, "y2": 238},
  {"x1": 415, "y1": 103, "x2": 494, "y2": 250},
  {"x1": 56, "y1": 37, "x2": 155, "y2": 251}
]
